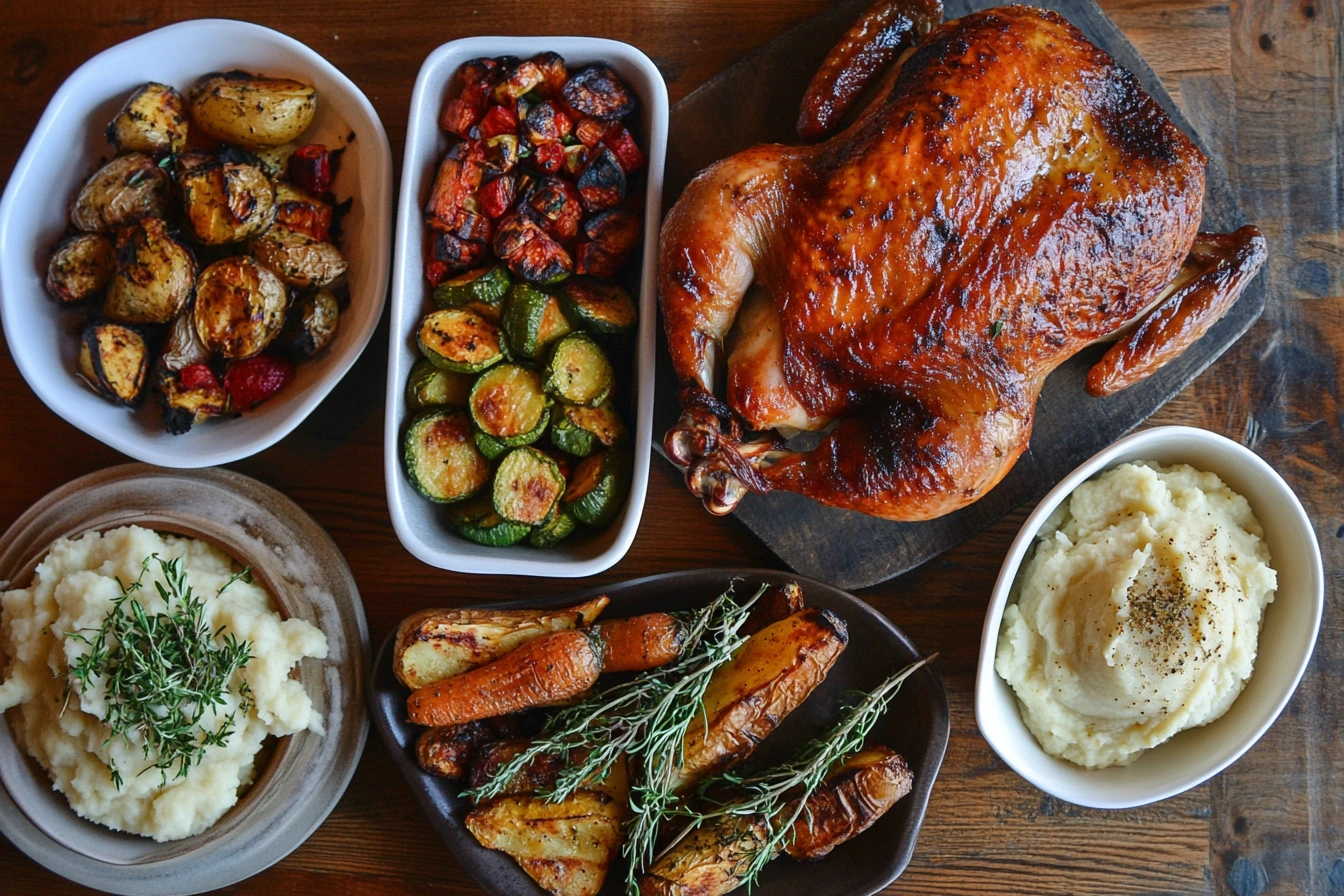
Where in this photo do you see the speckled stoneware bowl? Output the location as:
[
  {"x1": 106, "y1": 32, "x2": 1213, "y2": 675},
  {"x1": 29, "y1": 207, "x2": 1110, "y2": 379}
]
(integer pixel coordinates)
[{"x1": 0, "y1": 464, "x2": 370, "y2": 895}]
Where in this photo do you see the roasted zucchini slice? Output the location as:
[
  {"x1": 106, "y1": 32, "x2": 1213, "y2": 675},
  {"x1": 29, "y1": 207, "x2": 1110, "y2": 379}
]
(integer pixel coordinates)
[
  {"x1": 449, "y1": 494, "x2": 532, "y2": 547},
  {"x1": 403, "y1": 408, "x2": 491, "y2": 503},
  {"x1": 564, "y1": 449, "x2": 627, "y2": 526},
  {"x1": 77, "y1": 323, "x2": 149, "y2": 406},
  {"x1": 194, "y1": 256, "x2": 288, "y2": 359},
  {"x1": 528, "y1": 508, "x2": 577, "y2": 547},
  {"x1": 546, "y1": 333, "x2": 613, "y2": 406},
  {"x1": 474, "y1": 431, "x2": 511, "y2": 460},
  {"x1": 493, "y1": 446, "x2": 566, "y2": 525},
  {"x1": 469, "y1": 364, "x2": 550, "y2": 447},
  {"x1": 407, "y1": 358, "x2": 473, "y2": 409},
  {"x1": 103, "y1": 217, "x2": 196, "y2": 325},
  {"x1": 107, "y1": 82, "x2": 189, "y2": 154},
  {"x1": 46, "y1": 233, "x2": 114, "y2": 305},
  {"x1": 502, "y1": 283, "x2": 571, "y2": 360},
  {"x1": 418, "y1": 309, "x2": 506, "y2": 374},
  {"x1": 559, "y1": 278, "x2": 637, "y2": 335},
  {"x1": 549, "y1": 401, "x2": 627, "y2": 457},
  {"x1": 433, "y1": 265, "x2": 512, "y2": 320}
]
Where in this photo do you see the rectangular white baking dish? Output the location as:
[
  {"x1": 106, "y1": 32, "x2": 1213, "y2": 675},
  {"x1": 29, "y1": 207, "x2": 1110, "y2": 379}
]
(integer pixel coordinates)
[{"x1": 383, "y1": 36, "x2": 668, "y2": 576}]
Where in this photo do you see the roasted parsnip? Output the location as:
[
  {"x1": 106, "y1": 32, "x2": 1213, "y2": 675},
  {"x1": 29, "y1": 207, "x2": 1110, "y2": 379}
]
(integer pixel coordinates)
[{"x1": 784, "y1": 746, "x2": 912, "y2": 861}]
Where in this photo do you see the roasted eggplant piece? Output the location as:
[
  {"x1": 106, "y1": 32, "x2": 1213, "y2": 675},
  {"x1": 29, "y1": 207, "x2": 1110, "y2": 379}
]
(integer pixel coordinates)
[
  {"x1": 562, "y1": 64, "x2": 636, "y2": 121},
  {"x1": 281, "y1": 288, "x2": 340, "y2": 358},
  {"x1": 190, "y1": 72, "x2": 317, "y2": 147},
  {"x1": 77, "y1": 322, "x2": 149, "y2": 406},
  {"x1": 576, "y1": 148, "x2": 626, "y2": 213},
  {"x1": 638, "y1": 812, "x2": 770, "y2": 896},
  {"x1": 159, "y1": 364, "x2": 230, "y2": 434},
  {"x1": 70, "y1": 153, "x2": 171, "y2": 232},
  {"x1": 103, "y1": 217, "x2": 195, "y2": 324},
  {"x1": 45, "y1": 233, "x2": 114, "y2": 304},
  {"x1": 179, "y1": 162, "x2": 277, "y2": 245},
  {"x1": 785, "y1": 746, "x2": 913, "y2": 861},
  {"x1": 249, "y1": 223, "x2": 347, "y2": 287},
  {"x1": 392, "y1": 598, "x2": 609, "y2": 690},
  {"x1": 193, "y1": 256, "x2": 287, "y2": 358},
  {"x1": 106, "y1": 82, "x2": 189, "y2": 154}
]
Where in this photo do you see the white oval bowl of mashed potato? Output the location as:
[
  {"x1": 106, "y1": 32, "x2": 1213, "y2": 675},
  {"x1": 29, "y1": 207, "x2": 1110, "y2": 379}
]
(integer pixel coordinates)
[{"x1": 975, "y1": 426, "x2": 1323, "y2": 809}]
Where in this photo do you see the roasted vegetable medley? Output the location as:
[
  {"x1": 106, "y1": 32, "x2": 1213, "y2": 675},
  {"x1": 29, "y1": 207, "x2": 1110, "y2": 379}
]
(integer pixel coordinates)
[
  {"x1": 392, "y1": 583, "x2": 929, "y2": 896},
  {"x1": 404, "y1": 53, "x2": 645, "y2": 548},
  {"x1": 46, "y1": 73, "x2": 351, "y2": 433}
]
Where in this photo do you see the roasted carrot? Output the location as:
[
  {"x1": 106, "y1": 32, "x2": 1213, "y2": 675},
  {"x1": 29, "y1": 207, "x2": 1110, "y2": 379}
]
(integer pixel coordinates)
[
  {"x1": 406, "y1": 628, "x2": 602, "y2": 727},
  {"x1": 593, "y1": 612, "x2": 684, "y2": 672}
]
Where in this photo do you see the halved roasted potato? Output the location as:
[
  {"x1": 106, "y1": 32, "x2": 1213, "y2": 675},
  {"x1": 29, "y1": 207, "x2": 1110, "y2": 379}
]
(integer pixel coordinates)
[
  {"x1": 106, "y1": 82, "x2": 189, "y2": 154},
  {"x1": 392, "y1": 597, "x2": 609, "y2": 690},
  {"x1": 103, "y1": 217, "x2": 195, "y2": 324},
  {"x1": 193, "y1": 256, "x2": 287, "y2": 359},
  {"x1": 77, "y1": 323, "x2": 149, "y2": 406},
  {"x1": 785, "y1": 746, "x2": 913, "y2": 861},
  {"x1": 190, "y1": 72, "x2": 317, "y2": 147},
  {"x1": 280, "y1": 288, "x2": 339, "y2": 358},
  {"x1": 670, "y1": 608, "x2": 848, "y2": 793},
  {"x1": 273, "y1": 182, "x2": 333, "y2": 241},
  {"x1": 45, "y1": 233, "x2": 114, "y2": 304},
  {"x1": 249, "y1": 223, "x2": 347, "y2": 287},
  {"x1": 159, "y1": 302, "x2": 212, "y2": 372},
  {"x1": 70, "y1": 153, "x2": 171, "y2": 232},
  {"x1": 638, "y1": 812, "x2": 769, "y2": 896},
  {"x1": 179, "y1": 162, "x2": 276, "y2": 244}
]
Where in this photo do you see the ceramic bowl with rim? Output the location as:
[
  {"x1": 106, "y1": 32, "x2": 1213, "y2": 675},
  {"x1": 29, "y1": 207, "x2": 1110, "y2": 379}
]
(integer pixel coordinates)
[
  {"x1": 383, "y1": 37, "x2": 668, "y2": 577},
  {"x1": 0, "y1": 464, "x2": 370, "y2": 895},
  {"x1": 0, "y1": 19, "x2": 393, "y2": 468},
  {"x1": 974, "y1": 425, "x2": 1324, "y2": 809}
]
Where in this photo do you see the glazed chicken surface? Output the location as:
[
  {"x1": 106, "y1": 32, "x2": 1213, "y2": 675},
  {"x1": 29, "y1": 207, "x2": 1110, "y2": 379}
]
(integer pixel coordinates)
[{"x1": 660, "y1": 2, "x2": 1266, "y2": 521}]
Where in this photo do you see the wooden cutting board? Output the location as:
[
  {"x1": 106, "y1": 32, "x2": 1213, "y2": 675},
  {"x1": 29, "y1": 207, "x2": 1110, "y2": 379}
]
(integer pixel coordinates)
[{"x1": 654, "y1": 0, "x2": 1263, "y2": 590}]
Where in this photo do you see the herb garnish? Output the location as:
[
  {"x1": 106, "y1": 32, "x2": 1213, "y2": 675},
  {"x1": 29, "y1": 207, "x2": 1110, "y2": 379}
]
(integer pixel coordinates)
[{"x1": 62, "y1": 554, "x2": 255, "y2": 789}]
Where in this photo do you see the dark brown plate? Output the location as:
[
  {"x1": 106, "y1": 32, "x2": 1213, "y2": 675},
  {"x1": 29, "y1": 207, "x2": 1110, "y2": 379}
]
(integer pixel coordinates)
[{"x1": 369, "y1": 568, "x2": 950, "y2": 896}]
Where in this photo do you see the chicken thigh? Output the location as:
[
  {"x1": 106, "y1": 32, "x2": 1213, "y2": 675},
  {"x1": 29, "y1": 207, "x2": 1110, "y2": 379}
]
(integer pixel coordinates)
[{"x1": 660, "y1": 2, "x2": 1266, "y2": 521}]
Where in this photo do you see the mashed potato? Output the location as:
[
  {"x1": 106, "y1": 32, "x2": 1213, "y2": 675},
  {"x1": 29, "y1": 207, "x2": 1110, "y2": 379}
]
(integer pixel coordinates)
[
  {"x1": 0, "y1": 525, "x2": 327, "y2": 841},
  {"x1": 995, "y1": 462, "x2": 1276, "y2": 768}
]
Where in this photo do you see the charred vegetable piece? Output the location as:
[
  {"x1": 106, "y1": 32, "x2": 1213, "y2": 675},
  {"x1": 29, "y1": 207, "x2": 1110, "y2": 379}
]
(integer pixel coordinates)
[
  {"x1": 469, "y1": 364, "x2": 550, "y2": 446},
  {"x1": 103, "y1": 217, "x2": 196, "y2": 325},
  {"x1": 562, "y1": 143, "x2": 590, "y2": 176},
  {"x1": 46, "y1": 233, "x2": 114, "y2": 304},
  {"x1": 639, "y1": 812, "x2": 769, "y2": 896},
  {"x1": 493, "y1": 446, "x2": 566, "y2": 525},
  {"x1": 493, "y1": 60, "x2": 546, "y2": 102},
  {"x1": 433, "y1": 264, "x2": 512, "y2": 318},
  {"x1": 564, "y1": 448, "x2": 627, "y2": 526},
  {"x1": 70, "y1": 153, "x2": 171, "y2": 233},
  {"x1": 179, "y1": 162, "x2": 277, "y2": 245},
  {"x1": 274, "y1": 182, "x2": 333, "y2": 241},
  {"x1": 418, "y1": 308, "x2": 505, "y2": 373},
  {"x1": 546, "y1": 333, "x2": 613, "y2": 406},
  {"x1": 485, "y1": 134, "x2": 520, "y2": 174},
  {"x1": 574, "y1": 241, "x2": 623, "y2": 279},
  {"x1": 527, "y1": 178, "x2": 583, "y2": 241},
  {"x1": 559, "y1": 277, "x2": 637, "y2": 335},
  {"x1": 439, "y1": 97, "x2": 482, "y2": 138},
  {"x1": 250, "y1": 223, "x2": 348, "y2": 288},
  {"x1": 583, "y1": 207, "x2": 641, "y2": 259},
  {"x1": 77, "y1": 323, "x2": 149, "y2": 406},
  {"x1": 432, "y1": 231, "x2": 490, "y2": 276},
  {"x1": 574, "y1": 117, "x2": 611, "y2": 148},
  {"x1": 532, "y1": 141, "x2": 565, "y2": 174},
  {"x1": 252, "y1": 141, "x2": 301, "y2": 179},
  {"x1": 562, "y1": 64, "x2": 636, "y2": 121},
  {"x1": 603, "y1": 126, "x2": 645, "y2": 173},
  {"x1": 281, "y1": 288, "x2": 340, "y2": 359},
  {"x1": 496, "y1": 220, "x2": 573, "y2": 284},
  {"x1": 190, "y1": 72, "x2": 317, "y2": 147},
  {"x1": 528, "y1": 507, "x2": 577, "y2": 547},
  {"x1": 479, "y1": 104, "x2": 518, "y2": 140},
  {"x1": 222, "y1": 353, "x2": 294, "y2": 409},
  {"x1": 532, "y1": 52, "x2": 568, "y2": 98},
  {"x1": 288, "y1": 144, "x2": 333, "y2": 195},
  {"x1": 550, "y1": 401, "x2": 627, "y2": 457},
  {"x1": 743, "y1": 581, "x2": 806, "y2": 636},
  {"x1": 784, "y1": 746, "x2": 913, "y2": 861},
  {"x1": 159, "y1": 365, "x2": 230, "y2": 435},
  {"x1": 459, "y1": 57, "x2": 504, "y2": 106},
  {"x1": 502, "y1": 283, "x2": 572, "y2": 360},
  {"x1": 160, "y1": 302, "x2": 212, "y2": 372},
  {"x1": 446, "y1": 209, "x2": 494, "y2": 243},
  {"x1": 426, "y1": 141, "x2": 485, "y2": 229},
  {"x1": 416, "y1": 721, "x2": 498, "y2": 779},
  {"x1": 592, "y1": 613, "x2": 684, "y2": 672},
  {"x1": 107, "y1": 82, "x2": 189, "y2": 154},
  {"x1": 480, "y1": 174, "x2": 517, "y2": 218},
  {"x1": 576, "y1": 148, "x2": 626, "y2": 213},
  {"x1": 522, "y1": 100, "x2": 573, "y2": 145},
  {"x1": 404, "y1": 407, "x2": 491, "y2": 503},
  {"x1": 393, "y1": 597, "x2": 608, "y2": 689},
  {"x1": 407, "y1": 358, "x2": 473, "y2": 409},
  {"x1": 194, "y1": 256, "x2": 287, "y2": 359}
]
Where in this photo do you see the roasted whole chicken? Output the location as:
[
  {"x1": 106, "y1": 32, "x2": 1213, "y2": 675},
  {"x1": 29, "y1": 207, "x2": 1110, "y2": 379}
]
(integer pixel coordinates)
[{"x1": 660, "y1": 1, "x2": 1267, "y2": 520}]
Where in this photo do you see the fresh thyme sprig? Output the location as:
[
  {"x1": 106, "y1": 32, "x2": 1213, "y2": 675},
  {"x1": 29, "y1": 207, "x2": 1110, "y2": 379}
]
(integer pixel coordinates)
[
  {"x1": 61, "y1": 554, "x2": 255, "y2": 789},
  {"x1": 659, "y1": 653, "x2": 938, "y2": 890}
]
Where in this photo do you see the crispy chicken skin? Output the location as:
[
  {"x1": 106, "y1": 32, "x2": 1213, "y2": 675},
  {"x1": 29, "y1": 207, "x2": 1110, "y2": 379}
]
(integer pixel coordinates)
[{"x1": 661, "y1": 3, "x2": 1266, "y2": 521}]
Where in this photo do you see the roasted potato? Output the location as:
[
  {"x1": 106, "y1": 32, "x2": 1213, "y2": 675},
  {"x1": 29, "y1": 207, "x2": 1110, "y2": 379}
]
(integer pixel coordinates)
[
  {"x1": 159, "y1": 302, "x2": 212, "y2": 372},
  {"x1": 193, "y1": 256, "x2": 287, "y2": 359},
  {"x1": 103, "y1": 217, "x2": 195, "y2": 324},
  {"x1": 785, "y1": 746, "x2": 912, "y2": 861},
  {"x1": 77, "y1": 322, "x2": 149, "y2": 406},
  {"x1": 280, "y1": 288, "x2": 339, "y2": 359},
  {"x1": 69, "y1": 152, "x2": 171, "y2": 232},
  {"x1": 106, "y1": 82, "x2": 189, "y2": 154},
  {"x1": 638, "y1": 813, "x2": 769, "y2": 896},
  {"x1": 179, "y1": 162, "x2": 276, "y2": 245},
  {"x1": 252, "y1": 140, "x2": 301, "y2": 178},
  {"x1": 159, "y1": 367, "x2": 230, "y2": 435},
  {"x1": 190, "y1": 72, "x2": 317, "y2": 147},
  {"x1": 274, "y1": 182, "x2": 333, "y2": 241},
  {"x1": 249, "y1": 223, "x2": 347, "y2": 287},
  {"x1": 670, "y1": 608, "x2": 848, "y2": 793},
  {"x1": 392, "y1": 597, "x2": 608, "y2": 689},
  {"x1": 45, "y1": 233, "x2": 114, "y2": 304}
]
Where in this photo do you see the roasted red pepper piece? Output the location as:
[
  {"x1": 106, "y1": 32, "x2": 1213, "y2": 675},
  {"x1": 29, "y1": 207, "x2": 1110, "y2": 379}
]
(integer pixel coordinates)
[
  {"x1": 479, "y1": 104, "x2": 518, "y2": 140},
  {"x1": 426, "y1": 260, "x2": 452, "y2": 286},
  {"x1": 528, "y1": 178, "x2": 584, "y2": 241},
  {"x1": 458, "y1": 58, "x2": 503, "y2": 106},
  {"x1": 533, "y1": 141, "x2": 564, "y2": 174},
  {"x1": 288, "y1": 144, "x2": 332, "y2": 195},
  {"x1": 479, "y1": 174, "x2": 517, "y2": 219},
  {"x1": 223, "y1": 355, "x2": 294, "y2": 410},
  {"x1": 603, "y1": 126, "x2": 644, "y2": 173},
  {"x1": 574, "y1": 117, "x2": 611, "y2": 148},
  {"x1": 178, "y1": 363, "x2": 220, "y2": 392},
  {"x1": 439, "y1": 98, "x2": 483, "y2": 138}
]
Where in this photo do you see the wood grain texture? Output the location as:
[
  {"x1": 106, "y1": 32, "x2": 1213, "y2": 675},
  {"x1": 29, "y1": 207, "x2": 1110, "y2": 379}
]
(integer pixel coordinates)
[{"x1": 0, "y1": 1, "x2": 1338, "y2": 895}]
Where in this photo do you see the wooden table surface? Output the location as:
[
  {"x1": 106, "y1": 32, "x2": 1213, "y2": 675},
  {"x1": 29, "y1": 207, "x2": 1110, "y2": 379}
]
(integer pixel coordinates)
[{"x1": 0, "y1": 1, "x2": 1339, "y2": 894}]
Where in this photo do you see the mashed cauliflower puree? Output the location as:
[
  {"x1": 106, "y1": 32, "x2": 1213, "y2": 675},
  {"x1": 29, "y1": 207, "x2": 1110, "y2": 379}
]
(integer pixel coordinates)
[
  {"x1": 0, "y1": 525, "x2": 327, "y2": 841},
  {"x1": 996, "y1": 462, "x2": 1276, "y2": 768}
]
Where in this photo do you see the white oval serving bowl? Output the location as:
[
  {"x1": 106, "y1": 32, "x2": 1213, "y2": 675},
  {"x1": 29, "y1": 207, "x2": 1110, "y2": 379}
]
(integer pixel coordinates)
[
  {"x1": 0, "y1": 19, "x2": 393, "y2": 468},
  {"x1": 974, "y1": 425, "x2": 1324, "y2": 809},
  {"x1": 384, "y1": 37, "x2": 668, "y2": 576}
]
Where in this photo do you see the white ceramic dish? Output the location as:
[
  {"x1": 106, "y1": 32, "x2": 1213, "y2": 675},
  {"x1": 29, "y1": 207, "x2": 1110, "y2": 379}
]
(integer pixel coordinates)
[
  {"x1": 0, "y1": 19, "x2": 393, "y2": 468},
  {"x1": 974, "y1": 425, "x2": 1324, "y2": 809},
  {"x1": 0, "y1": 464, "x2": 370, "y2": 895},
  {"x1": 384, "y1": 37, "x2": 668, "y2": 576}
]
